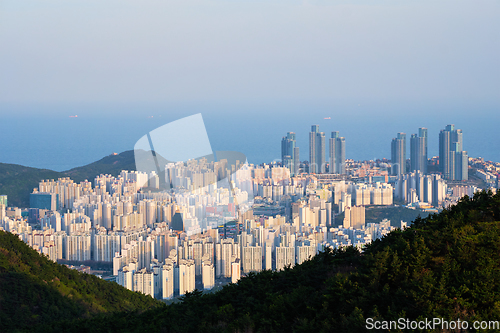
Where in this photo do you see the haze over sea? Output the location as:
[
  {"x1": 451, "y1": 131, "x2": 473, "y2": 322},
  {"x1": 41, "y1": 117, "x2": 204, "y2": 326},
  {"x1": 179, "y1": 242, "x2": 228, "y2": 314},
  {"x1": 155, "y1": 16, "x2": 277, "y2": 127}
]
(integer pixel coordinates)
[
  {"x1": 1, "y1": 104, "x2": 499, "y2": 172},
  {"x1": 1, "y1": 1, "x2": 498, "y2": 169}
]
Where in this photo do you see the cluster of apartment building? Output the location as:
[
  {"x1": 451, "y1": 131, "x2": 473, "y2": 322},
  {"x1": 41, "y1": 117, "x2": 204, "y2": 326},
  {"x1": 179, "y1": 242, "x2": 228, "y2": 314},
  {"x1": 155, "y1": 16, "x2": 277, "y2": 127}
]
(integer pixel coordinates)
[{"x1": 0, "y1": 155, "x2": 407, "y2": 299}]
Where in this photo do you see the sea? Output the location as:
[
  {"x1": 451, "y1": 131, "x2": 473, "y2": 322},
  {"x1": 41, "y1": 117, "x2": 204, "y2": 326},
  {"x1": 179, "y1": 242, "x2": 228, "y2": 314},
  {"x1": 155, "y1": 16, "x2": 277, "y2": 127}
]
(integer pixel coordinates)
[{"x1": 1, "y1": 105, "x2": 499, "y2": 172}]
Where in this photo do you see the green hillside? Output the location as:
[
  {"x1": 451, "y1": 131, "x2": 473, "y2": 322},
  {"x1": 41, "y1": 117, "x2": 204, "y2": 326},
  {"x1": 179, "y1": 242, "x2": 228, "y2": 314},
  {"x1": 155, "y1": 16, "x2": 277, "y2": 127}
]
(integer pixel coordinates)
[
  {"x1": 0, "y1": 231, "x2": 163, "y2": 332},
  {"x1": 57, "y1": 190, "x2": 500, "y2": 332},
  {"x1": 0, "y1": 164, "x2": 62, "y2": 208},
  {"x1": 63, "y1": 150, "x2": 136, "y2": 184},
  {"x1": 0, "y1": 150, "x2": 136, "y2": 208}
]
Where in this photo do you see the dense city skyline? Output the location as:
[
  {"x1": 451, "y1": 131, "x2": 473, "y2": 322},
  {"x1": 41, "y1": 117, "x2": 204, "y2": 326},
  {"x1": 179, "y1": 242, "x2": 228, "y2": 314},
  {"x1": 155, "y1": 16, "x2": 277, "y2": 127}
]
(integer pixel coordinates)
[
  {"x1": 2, "y1": 111, "x2": 500, "y2": 174},
  {"x1": 2, "y1": 114, "x2": 498, "y2": 300}
]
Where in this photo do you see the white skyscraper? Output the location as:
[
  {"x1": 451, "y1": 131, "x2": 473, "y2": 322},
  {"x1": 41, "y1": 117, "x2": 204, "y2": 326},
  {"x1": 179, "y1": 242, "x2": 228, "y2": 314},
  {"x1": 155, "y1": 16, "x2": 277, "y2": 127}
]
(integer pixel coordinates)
[
  {"x1": 241, "y1": 245, "x2": 263, "y2": 274},
  {"x1": 276, "y1": 246, "x2": 295, "y2": 271},
  {"x1": 231, "y1": 258, "x2": 241, "y2": 283},
  {"x1": 177, "y1": 259, "x2": 195, "y2": 296},
  {"x1": 202, "y1": 260, "x2": 215, "y2": 290},
  {"x1": 162, "y1": 261, "x2": 175, "y2": 299}
]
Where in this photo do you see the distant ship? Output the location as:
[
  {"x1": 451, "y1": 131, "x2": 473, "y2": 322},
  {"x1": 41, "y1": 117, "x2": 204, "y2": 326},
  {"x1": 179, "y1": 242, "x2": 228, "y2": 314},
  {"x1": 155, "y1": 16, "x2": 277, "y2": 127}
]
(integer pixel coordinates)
[
  {"x1": 69, "y1": 115, "x2": 78, "y2": 118},
  {"x1": 324, "y1": 117, "x2": 331, "y2": 120}
]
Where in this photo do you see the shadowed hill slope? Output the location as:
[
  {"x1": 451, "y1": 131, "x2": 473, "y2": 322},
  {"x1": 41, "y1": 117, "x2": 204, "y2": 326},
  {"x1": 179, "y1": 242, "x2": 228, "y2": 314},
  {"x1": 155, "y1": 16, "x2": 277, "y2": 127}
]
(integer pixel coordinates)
[
  {"x1": 0, "y1": 150, "x2": 136, "y2": 208},
  {"x1": 0, "y1": 164, "x2": 63, "y2": 208},
  {"x1": 62, "y1": 150, "x2": 137, "y2": 184},
  {"x1": 0, "y1": 230, "x2": 163, "y2": 332}
]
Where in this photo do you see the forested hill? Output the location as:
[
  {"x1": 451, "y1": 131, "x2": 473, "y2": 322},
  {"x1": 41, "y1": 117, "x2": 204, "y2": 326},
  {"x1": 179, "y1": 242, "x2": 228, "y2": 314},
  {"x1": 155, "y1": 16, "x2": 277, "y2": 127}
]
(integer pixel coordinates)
[
  {"x1": 57, "y1": 190, "x2": 500, "y2": 332},
  {"x1": 0, "y1": 231, "x2": 163, "y2": 332},
  {"x1": 0, "y1": 150, "x2": 136, "y2": 208},
  {"x1": 62, "y1": 150, "x2": 136, "y2": 184}
]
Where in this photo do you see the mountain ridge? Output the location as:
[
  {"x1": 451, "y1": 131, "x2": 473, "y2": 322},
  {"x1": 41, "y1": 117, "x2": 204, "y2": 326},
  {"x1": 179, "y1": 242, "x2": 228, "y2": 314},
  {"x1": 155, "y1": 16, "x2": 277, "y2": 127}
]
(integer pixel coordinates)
[{"x1": 0, "y1": 150, "x2": 137, "y2": 208}]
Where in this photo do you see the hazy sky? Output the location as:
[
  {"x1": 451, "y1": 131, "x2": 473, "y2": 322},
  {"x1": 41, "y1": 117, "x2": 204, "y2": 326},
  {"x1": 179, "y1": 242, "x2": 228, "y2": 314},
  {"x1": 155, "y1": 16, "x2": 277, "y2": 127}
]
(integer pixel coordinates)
[
  {"x1": 0, "y1": 0, "x2": 499, "y2": 168},
  {"x1": 1, "y1": 0, "x2": 499, "y2": 114}
]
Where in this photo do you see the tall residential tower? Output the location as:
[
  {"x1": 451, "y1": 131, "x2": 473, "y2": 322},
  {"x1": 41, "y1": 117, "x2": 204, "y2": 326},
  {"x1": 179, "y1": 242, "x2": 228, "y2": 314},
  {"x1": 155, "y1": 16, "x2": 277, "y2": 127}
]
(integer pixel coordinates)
[
  {"x1": 439, "y1": 124, "x2": 468, "y2": 180},
  {"x1": 391, "y1": 133, "x2": 406, "y2": 175},
  {"x1": 309, "y1": 125, "x2": 326, "y2": 173},
  {"x1": 410, "y1": 127, "x2": 428, "y2": 174},
  {"x1": 329, "y1": 131, "x2": 346, "y2": 174},
  {"x1": 281, "y1": 132, "x2": 299, "y2": 176},
  {"x1": 309, "y1": 125, "x2": 318, "y2": 173},
  {"x1": 316, "y1": 131, "x2": 326, "y2": 173}
]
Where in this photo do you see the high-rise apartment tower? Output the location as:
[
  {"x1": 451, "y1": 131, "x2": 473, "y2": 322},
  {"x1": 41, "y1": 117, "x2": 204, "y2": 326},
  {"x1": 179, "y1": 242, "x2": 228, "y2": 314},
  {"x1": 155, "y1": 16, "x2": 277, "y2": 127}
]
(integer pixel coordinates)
[
  {"x1": 391, "y1": 133, "x2": 406, "y2": 175},
  {"x1": 410, "y1": 127, "x2": 428, "y2": 174},
  {"x1": 439, "y1": 124, "x2": 468, "y2": 180},
  {"x1": 281, "y1": 132, "x2": 298, "y2": 176},
  {"x1": 329, "y1": 131, "x2": 346, "y2": 174},
  {"x1": 309, "y1": 125, "x2": 319, "y2": 173}
]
